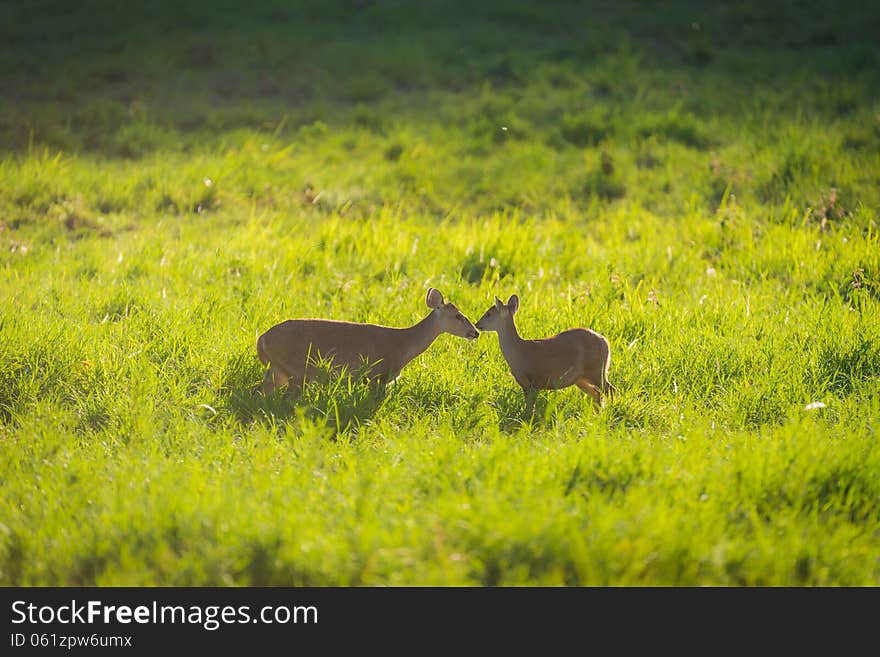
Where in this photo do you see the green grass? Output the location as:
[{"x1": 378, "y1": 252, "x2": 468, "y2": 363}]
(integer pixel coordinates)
[{"x1": 1, "y1": 0, "x2": 879, "y2": 585}]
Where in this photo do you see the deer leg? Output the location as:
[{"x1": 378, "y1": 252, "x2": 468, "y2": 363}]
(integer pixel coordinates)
[
  {"x1": 603, "y1": 379, "x2": 617, "y2": 402},
  {"x1": 522, "y1": 386, "x2": 539, "y2": 417},
  {"x1": 262, "y1": 368, "x2": 276, "y2": 395},
  {"x1": 263, "y1": 367, "x2": 289, "y2": 396},
  {"x1": 365, "y1": 373, "x2": 389, "y2": 397},
  {"x1": 576, "y1": 378, "x2": 603, "y2": 408}
]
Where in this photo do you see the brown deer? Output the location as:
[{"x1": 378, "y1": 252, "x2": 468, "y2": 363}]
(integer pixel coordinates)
[
  {"x1": 257, "y1": 288, "x2": 478, "y2": 394},
  {"x1": 475, "y1": 294, "x2": 615, "y2": 409}
]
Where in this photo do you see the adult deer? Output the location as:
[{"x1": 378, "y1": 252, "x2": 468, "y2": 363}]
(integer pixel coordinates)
[{"x1": 257, "y1": 288, "x2": 478, "y2": 395}]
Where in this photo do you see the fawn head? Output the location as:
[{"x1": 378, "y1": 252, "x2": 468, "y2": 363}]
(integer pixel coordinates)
[{"x1": 474, "y1": 294, "x2": 519, "y2": 332}]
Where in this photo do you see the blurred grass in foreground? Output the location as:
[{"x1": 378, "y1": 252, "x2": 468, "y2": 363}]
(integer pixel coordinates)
[{"x1": 1, "y1": 0, "x2": 878, "y2": 584}]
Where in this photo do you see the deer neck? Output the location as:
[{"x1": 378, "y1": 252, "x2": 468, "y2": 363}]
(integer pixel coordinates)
[
  {"x1": 397, "y1": 312, "x2": 442, "y2": 369},
  {"x1": 496, "y1": 316, "x2": 524, "y2": 365}
]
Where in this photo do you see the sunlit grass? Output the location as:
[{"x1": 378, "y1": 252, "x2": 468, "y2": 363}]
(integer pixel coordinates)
[{"x1": 1, "y1": 0, "x2": 878, "y2": 585}]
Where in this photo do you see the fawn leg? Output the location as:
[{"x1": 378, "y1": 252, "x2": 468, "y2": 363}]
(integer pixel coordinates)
[{"x1": 576, "y1": 378, "x2": 603, "y2": 408}]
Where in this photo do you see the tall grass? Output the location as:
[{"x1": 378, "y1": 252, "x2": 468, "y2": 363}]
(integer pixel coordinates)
[{"x1": 1, "y1": 0, "x2": 878, "y2": 585}]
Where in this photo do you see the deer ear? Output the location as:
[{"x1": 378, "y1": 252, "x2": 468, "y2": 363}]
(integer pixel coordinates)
[
  {"x1": 507, "y1": 294, "x2": 519, "y2": 314},
  {"x1": 426, "y1": 287, "x2": 444, "y2": 309},
  {"x1": 494, "y1": 296, "x2": 504, "y2": 309}
]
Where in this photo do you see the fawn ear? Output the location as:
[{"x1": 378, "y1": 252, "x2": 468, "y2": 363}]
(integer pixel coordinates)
[
  {"x1": 494, "y1": 296, "x2": 504, "y2": 309},
  {"x1": 426, "y1": 287, "x2": 444, "y2": 309},
  {"x1": 507, "y1": 294, "x2": 519, "y2": 314}
]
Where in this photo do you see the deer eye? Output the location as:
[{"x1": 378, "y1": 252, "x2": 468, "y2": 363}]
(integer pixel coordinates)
[{"x1": 455, "y1": 313, "x2": 464, "y2": 321}]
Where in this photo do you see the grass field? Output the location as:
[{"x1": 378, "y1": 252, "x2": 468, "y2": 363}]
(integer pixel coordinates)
[{"x1": 1, "y1": 0, "x2": 879, "y2": 585}]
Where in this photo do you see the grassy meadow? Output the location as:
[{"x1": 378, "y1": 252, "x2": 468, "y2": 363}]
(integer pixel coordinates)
[{"x1": 1, "y1": 0, "x2": 879, "y2": 585}]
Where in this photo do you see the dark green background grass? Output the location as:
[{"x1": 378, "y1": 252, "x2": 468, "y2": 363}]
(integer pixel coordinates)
[{"x1": 1, "y1": 0, "x2": 878, "y2": 585}]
